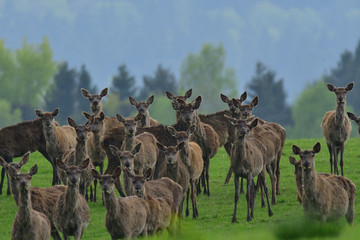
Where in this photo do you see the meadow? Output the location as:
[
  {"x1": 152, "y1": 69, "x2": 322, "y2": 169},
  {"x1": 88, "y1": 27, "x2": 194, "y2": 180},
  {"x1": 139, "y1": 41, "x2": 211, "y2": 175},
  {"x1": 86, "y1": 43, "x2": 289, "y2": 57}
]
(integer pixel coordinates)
[{"x1": 1, "y1": 138, "x2": 360, "y2": 239}]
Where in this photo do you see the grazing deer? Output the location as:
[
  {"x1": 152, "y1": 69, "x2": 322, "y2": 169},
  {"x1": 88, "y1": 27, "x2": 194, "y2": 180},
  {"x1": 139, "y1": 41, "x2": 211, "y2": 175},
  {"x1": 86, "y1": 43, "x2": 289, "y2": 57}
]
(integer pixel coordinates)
[
  {"x1": 225, "y1": 117, "x2": 273, "y2": 222},
  {"x1": 11, "y1": 164, "x2": 51, "y2": 240},
  {"x1": 35, "y1": 108, "x2": 77, "y2": 185},
  {"x1": 53, "y1": 159, "x2": 90, "y2": 240},
  {"x1": 1, "y1": 152, "x2": 66, "y2": 240},
  {"x1": 92, "y1": 167, "x2": 150, "y2": 239},
  {"x1": 293, "y1": 142, "x2": 355, "y2": 224},
  {"x1": 321, "y1": 82, "x2": 353, "y2": 175},
  {"x1": 129, "y1": 95, "x2": 159, "y2": 127},
  {"x1": 167, "y1": 126, "x2": 203, "y2": 219}
]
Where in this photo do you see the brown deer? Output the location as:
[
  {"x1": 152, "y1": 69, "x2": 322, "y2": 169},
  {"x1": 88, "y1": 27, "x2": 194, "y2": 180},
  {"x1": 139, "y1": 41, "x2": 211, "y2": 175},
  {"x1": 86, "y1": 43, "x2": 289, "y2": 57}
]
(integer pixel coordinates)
[
  {"x1": 92, "y1": 167, "x2": 150, "y2": 239},
  {"x1": 292, "y1": 142, "x2": 355, "y2": 224},
  {"x1": 61, "y1": 118, "x2": 94, "y2": 201},
  {"x1": 81, "y1": 87, "x2": 108, "y2": 116},
  {"x1": 167, "y1": 126, "x2": 203, "y2": 219},
  {"x1": 1, "y1": 152, "x2": 66, "y2": 240},
  {"x1": 225, "y1": 117, "x2": 273, "y2": 222},
  {"x1": 125, "y1": 168, "x2": 177, "y2": 235},
  {"x1": 129, "y1": 95, "x2": 159, "y2": 127},
  {"x1": 175, "y1": 96, "x2": 220, "y2": 196},
  {"x1": 321, "y1": 82, "x2": 353, "y2": 175},
  {"x1": 53, "y1": 159, "x2": 90, "y2": 240},
  {"x1": 10, "y1": 164, "x2": 51, "y2": 240},
  {"x1": 347, "y1": 112, "x2": 360, "y2": 135},
  {"x1": 35, "y1": 108, "x2": 77, "y2": 185},
  {"x1": 109, "y1": 143, "x2": 142, "y2": 196}
]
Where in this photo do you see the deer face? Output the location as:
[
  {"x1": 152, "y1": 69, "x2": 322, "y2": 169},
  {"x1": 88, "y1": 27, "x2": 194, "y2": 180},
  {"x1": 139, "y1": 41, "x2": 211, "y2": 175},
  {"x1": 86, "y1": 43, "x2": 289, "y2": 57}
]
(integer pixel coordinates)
[
  {"x1": 289, "y1": 156, "x2": 302, "y2": 176},
  {"x1": 57, "y1": 159, "x2": 90, "y2": 188},
  {"x1": 292, "y1": 142, "x2": 321, "y2": 171},
  {"x1": 92, "y1": 167, "x2": 121, "y2": 195},
  {"x1": 166, "y1": 89, "x2": 192, "y2": 105},
  {"x1": 125, "y1": 168, "x2": 152, "y2": 198},
  {"x1": 129, "y1": 95, "x2": 154, "y2": 114},
  {"x1": 116, "y1": 114, "x2": 138, "y2": 136},
  {"x1": 14, "y1": 164, "x2": 37, "y2": 192},
  {"x1": 225, "y1": 116, "x2": 258, "y2": 138},
  {"x1": 35, "y1": 108, "x2": 59, "y2": 128},
  {"x1": 176, "y1": 96, "x2": 202, "y2": 123},
  {"x1": 157, "y1": 142, "x2": 185, "y2": 165},
  {"x1": 167, "y1": 125, "x2": 194, "y2": 146},
  {"x1": 239, "y1": 96, "x2": 258, "y2": 119},
  {"x1": 327, "y1": 83, "x2": 353, "y2": 105},
  {"x1": 81, "y1": 87, "x2": 108, "y2": 114},
  {"x1": 109, "y1": 143, "x2": 141, "y2": 171},
  {"x1": 68, "y1": 118, "x2": 90, "y2": 142},
  {"x1": 88, "y1": 112, "x2": 104, "y2": 133},
  {"x1": 221, "y1": 91, "x2": 247, "y2": 116}
]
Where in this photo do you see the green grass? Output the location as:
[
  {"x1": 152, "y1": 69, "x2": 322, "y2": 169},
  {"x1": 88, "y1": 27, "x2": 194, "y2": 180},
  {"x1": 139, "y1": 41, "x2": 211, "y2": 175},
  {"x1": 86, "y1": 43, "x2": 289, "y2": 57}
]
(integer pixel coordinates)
[{"x1": 1, "y1": 138, "x2": 360, "y2": 239}]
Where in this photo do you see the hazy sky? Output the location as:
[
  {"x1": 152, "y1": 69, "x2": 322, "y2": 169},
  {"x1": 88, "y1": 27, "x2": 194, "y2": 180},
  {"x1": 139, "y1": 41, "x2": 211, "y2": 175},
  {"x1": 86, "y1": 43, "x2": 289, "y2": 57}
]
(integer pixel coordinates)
[{"x1": 1, "y1": 0, "x2": 360, "y2": 103}]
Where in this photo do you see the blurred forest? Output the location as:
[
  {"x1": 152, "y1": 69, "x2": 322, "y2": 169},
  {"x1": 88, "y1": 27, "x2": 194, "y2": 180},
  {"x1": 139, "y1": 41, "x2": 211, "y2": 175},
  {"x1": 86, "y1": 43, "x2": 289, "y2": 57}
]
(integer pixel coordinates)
[{"x1": 1, "y1": 38, "x2": 360, "y2": 138}]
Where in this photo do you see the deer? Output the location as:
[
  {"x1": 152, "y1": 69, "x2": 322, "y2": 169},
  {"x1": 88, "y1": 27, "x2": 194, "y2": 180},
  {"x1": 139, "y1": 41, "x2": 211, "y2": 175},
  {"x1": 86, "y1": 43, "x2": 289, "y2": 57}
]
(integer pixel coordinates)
[
  {"x1": 225, "y1": 117, "x2": 273, "y2": 222},
  {"x1": 174, "y1": 96, "x2": 220, "y2": 197},
  {"x1": 347, "y1": 112, "x2": 360, "y2": 135},
  {"x1": 53, "y1": 158, "x2": 90, "y2": 240},
  {"x1": 129, "y1": 95, "x2": 159, "y2": 127},
  {"x1": 109, "y1": 143, "x2": 142, "y2": 196},
  {"x1": 156, "y1": 142, "x2": 190, "y2": 218},
  {"x1": 35, "y1": 108, "x2": 77, "y2": 185},
  {"x1": 1, "y1": 152, "x2": 66, "y2": 240},
  {"x1": 60, "y1": 117, "x2": 94, "y2": 201},
  {"x1": 92, "y1": 167, "x2": 150, "y2": 239},
  {"x1": 116, "y1": 114, "x2": 159, "y2": 177},
  {"x1": 321, "y1": 82, "x2": 353, "y2": 176},
  {"x1": 10, "y1": 164, "x2": 51, "y2": 240},
  {"x1": 125, "y1": 168, "x2": 177, "y2": 235},
  {"x1": 167, "y1": 125, "x2": 203, "y2": 219},
  {"x1": 292, "y1": 142, "x2": 355, "y2": 224}
]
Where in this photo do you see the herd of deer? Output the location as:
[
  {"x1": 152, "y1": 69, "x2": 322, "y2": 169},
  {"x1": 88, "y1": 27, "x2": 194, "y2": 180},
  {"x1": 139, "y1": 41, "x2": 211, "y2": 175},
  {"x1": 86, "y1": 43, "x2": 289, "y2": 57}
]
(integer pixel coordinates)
[{"x1": 0, "y1": 82, "x2": 357, "y2": 239}]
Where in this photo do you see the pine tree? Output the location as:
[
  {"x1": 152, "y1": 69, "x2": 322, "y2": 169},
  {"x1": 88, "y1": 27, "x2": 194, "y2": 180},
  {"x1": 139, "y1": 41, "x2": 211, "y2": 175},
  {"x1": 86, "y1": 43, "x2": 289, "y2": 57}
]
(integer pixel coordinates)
[
  {"x1": 76, "y1": 64, "x2": 97, "y2": 117},
  {"x1": 112, "y1": 64, "x2": 137, "y2": 100}
]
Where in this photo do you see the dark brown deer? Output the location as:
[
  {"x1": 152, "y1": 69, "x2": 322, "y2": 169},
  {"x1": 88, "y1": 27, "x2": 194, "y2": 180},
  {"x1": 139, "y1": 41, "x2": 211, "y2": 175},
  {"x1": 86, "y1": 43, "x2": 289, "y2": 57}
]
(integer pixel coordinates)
[
  {"x1": 92, "y1": 167, "x2": 150, "y2": 239},
  {"x1": 293, "y1": 142, "x2": 355, "y2": 224},
  {"x1": 347, "y1": 112, "x2": 360, "y2": 135},
  {"x1": 81, "y1": 87, "x2": 108, "y2": 116},
  {"x1": 129, "y1": 95, "x2": 159, "y2": 127},
  {"x1": 10, "y1": 164, "x2": 51, "y2": 240},
  {"x1": 321, "y1": 82, "x2": 353, "y2": 175}
]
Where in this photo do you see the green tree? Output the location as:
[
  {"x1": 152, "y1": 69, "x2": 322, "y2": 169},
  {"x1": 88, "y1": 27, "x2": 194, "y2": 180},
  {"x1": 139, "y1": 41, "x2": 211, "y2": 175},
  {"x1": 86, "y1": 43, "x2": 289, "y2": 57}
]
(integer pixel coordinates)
[
  {"x1": 139, "y1": 64, "x2": 177, "y2": 100},
  {"x1": 179, "y1": 43, "x2": 237, "y2": 113},
  {"x1": 103, "y1": 92, "x2": 125, "y2": 117},
  {"x1": 148, "y1": 94, "x2": 176, "y2": 125},
  {"x1": 0, "y1": 40, "x2": 16, "y2": 100},
  {"x1": 76, "y1": 64, "x2": 97, "y2": 118},
  {"x1": 247, "y1": 62, "x2": 293, "y2": 126},
  {"x1": 287, "y1": 79, "x2": 355, "y2": 139},
  {"x1": 45, "y1": 62, "x2": 77, "y2": 124},
  {"x1": 0, "y1": 99, "x2": 22, "y2": 128}
]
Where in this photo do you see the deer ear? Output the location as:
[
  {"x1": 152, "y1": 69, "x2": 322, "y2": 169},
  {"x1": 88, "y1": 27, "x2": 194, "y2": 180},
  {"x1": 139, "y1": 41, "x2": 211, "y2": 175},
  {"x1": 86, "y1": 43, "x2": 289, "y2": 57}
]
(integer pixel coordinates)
[
  {"x1": 220, "y1": 94, "x2": 229, "y2": 103},
  {"x1": 67, "y1": 117, "x2": 77, "y2": 128},
  {"x1": 79, "y1": 158, "x2": 90, "y2": 171},
  {"x1": 250, "y1": 96, "x2": 259, "y2": 108},
  {"x1": 56, "y1": 158, "x2": 67, "y2": 171},
  {"x1": 29, "y1": 164, "x2": 38, "y2": 176},
  {"x1": 156, "y1": 142, "x2": 166, "y2": 152},
  {"x1": 35, "y1": 110, "x2": 43, "y2": 117},
  {"x1": 239, "y1": 91, "x2": 247, "y2": 103},
  {"x1": 167, "y1": 126, "x2": 177, "y2": 137},
  {"x1": 249, "y1": 118, "x2": 258, "y2": 129},
  {"x1": 0, "y1": 157, "x2": 7, "y2": 167},
  {"x1": 292, "y1": 145, "x2": 301, "y2": 155},
  {"x1": 147, "y1": 95, "x2": 154, "y2": 105},
  {"x1": 109, "y1": 145, "x2": 120, "y2": 156},
  {"x1": 346, "y1": 82, "x2": 354, "y2": 91},
  {"x1": 116, "y1": 114, "x2": 126, "y2": 123},
  {"x1": 82, "y1": 111, "x2": 92, "y2": 120},
  {"x1": 112, "y1": 167, "x2": 122, "y2": 179},
  {"x1": 188, "y1": 125, "x2": 195, "y2": 135},
  {"x1": 134, "y1": 113, "x2": 143, "y2": 122},
  {"x1": 166, "y1": 91, "x2": 174, "y2": 100},
  {"x1": 132, "y1": 143, "x2": 142, "y2": 155},
  {"x1": 144, "y1": 168, "x2": 152, "y2": 180},
  {"x1": 313, "y1": 142, "x2": 321, "y2": 154},
  {"x1": 172, "y1": 102, "x2": 180, "y2": 111},
  {"x1": 327, "y1": 83, "x2": 335, "y2": 92},
  {"x1": 100, "y1": 87, "x2": 108, "y2": 97},
  {"x1": 347, "y1": 112, "x2": 357, "y2": 121},
  {"x1": 176, "y1": 141, "x2": 185, "y2": 151},
  {"x1": 233, "y1": 99, "x2": 241, "y2": 108},
  {"x1": 124, "y1": 168, "x2": 133, "y2": 179},
  {"x1": 224, "y1": 115, "x2": 237, "y2": 125},
  {"x1": 289, "y1": 156, "x2": 296, "y2": 165},
  {"x1": 19, "y1": 151, "x2": 31, "y2": 167},
  {"x1": 81, "y1": 88, "x2": 91, "y2": 98},
  {"x1": 6, "y1": 165, "x2": 18, "y2": 178},
  {"x1": 52, "y1": 108, "x2": 59, "y2": 116},
  {"x1": 193, "y1": 96, "x2": 202, "y2": 110},
  {"x1": 184, "y1": 89, "x2": 192, "y2": 99},
  {"x1": 92, "y1": 169, "x2": 101, "y2": 180},
  {"x1": 99, "y1": 112, "x2": 105, "y2": 120},
  {"x1": 129, "y1": 96, "x2": 137, "y2": 106}
]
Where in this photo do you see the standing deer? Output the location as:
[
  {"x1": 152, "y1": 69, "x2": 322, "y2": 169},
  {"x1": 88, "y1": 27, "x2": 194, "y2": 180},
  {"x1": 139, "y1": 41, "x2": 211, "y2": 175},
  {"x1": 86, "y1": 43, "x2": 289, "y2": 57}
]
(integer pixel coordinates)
[
  {"x1": 321, "y1": 82, "x2": 353, "y2": 175},
  {"x1": 81, "y1": 87, "x2": 108, "y2": 116},
  {"x1": 129, "y1": 95, "x2": 159, "y2": 127},
  {"x1": 347, "y1": 112, "x2": 360, "y2": 135}
]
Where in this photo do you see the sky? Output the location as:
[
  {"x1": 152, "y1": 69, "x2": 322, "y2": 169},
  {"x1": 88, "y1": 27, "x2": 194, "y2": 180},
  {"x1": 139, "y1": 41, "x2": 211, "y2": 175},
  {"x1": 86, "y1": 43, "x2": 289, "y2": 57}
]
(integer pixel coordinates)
[{"x1": 1, "y1": 0, "x2": 360, "y2": 103}]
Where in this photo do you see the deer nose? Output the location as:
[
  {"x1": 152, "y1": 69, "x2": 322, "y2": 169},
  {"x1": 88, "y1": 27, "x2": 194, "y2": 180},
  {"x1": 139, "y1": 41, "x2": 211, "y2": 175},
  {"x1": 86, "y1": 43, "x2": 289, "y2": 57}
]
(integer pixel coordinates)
[
  {"x1": 93, "y1": 100, "x2": 99, "y2": 105},
  {"x1": 125, "y1": 162, "x2": 130, "y2": 168},
  {"x1": 167, "y1": 158, "x2": 172, "y2": 163},
  {"x1": 20, "y1": 180, "x2": 27, "y2": 187},
  {"x1": 135, "y1": 184, "x2": 141, "y2": 190}
]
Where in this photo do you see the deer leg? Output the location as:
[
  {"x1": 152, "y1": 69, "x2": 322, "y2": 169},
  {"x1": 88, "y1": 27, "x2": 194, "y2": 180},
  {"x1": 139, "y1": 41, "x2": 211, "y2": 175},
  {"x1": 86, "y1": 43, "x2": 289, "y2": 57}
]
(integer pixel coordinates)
[
  {"x1": 246, "y1": 175, "x2": 252, "y2": 221},
  {"x1": 205, "y1": 157, "x2": 210, "y2": 196},
  {"x1": 224, "y1": 142, "x2": 232, "y2": 184},
  {"x1": 90, "y1": 185, "x2": 93, "y2": 202},
  {"x1": 266, "y1": 165, "x2": 277, "y2": 205},
  {"x1": 240, "y1": 178, "x2": 244, "y2": 194},
  {"x1": 250, "y1": 179, "x2": 257, "y2": 219},
  {"x1": 340, "y1": 143, "x2": 345, "y2": 176},
  {"x1": 259, "y1": 177, "x2": 265, "y2": 208},
  {"x1": 275, "y1": 150, "x2": 281, "y2": 195},
  {"x1": 186, "y1": 186, "x2": 190, "y2": 217},
  {"x1": 51, "y1": 231, "x2": 62, "y2": 240},
  {"x1": 261, "y1": 171, "x2": 273, "y2": 217},
  {"x1": 333, "y1": 146, "x2": 339, "y2": 175},
  {"x1": 232, "y1": 175, "x2": 239, "y2": 223},
  {"x1": 327, "y1": 143, "x2": 333, "y2": 174},
  {"x1": 192, "y1": 179, "x2": 198, "y2": 218},
  {"x1": 0, "y1": 167, "x2": 5, "y2": 195},
  {"x1": 114, "y1": 176, "x2": 126, "y2": 197},
  {"x1": 201, "y1": 166, "x2": 206, "y2": 195}
]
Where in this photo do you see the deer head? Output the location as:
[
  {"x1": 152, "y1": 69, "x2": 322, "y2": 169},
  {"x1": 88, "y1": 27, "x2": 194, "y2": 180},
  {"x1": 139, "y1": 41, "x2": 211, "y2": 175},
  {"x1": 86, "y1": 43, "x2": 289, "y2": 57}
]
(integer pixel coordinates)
[
  {"x1": 292, "y1": 142, "x2": 321, "y2": 171},
  {"x1": 81, "y1": 87, "x2": 108, "y2": 115},
  {"x1": 92, "y1": 167, "x2": 121, "y2": 195},
  {"x1": 35, "y1": 108, "x2": 59, "y2": 128}
]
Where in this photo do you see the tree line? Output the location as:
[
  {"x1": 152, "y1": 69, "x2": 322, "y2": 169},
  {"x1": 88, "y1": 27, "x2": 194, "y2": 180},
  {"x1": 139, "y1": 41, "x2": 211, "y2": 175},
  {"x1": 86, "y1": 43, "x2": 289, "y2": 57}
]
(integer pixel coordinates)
[{"x1": 1, "y1": 37, "x2": 360, "y2": 139}]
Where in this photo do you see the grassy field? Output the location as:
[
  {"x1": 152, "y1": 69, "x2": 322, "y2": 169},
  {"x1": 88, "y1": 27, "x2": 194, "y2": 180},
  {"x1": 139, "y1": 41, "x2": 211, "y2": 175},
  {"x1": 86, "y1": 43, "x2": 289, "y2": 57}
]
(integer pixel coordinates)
[{"x1": 1, "y1": 138, "x2": 360, "y2": 239}]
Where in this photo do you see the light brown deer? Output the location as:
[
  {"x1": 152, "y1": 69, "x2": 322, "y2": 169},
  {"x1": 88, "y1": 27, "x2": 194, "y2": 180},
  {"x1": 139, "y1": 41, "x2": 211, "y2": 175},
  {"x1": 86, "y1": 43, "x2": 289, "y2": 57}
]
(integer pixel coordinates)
[
  {"x1": 225, "y1": 117, "x2": 273, "y2": 222},
  {"x1": 11, "y1": 164, "x2": 51, "y2": 240},
  {"x1": 53, "y1": 159, "x2": 90, "y2": 240},
  {"x1": 125, "y1": 168, "x2": 177, "y2": 235},
  {"x1": 167, "y1": 125, "x2": 203, "y2": 219},
  {"x1": 81, "y1": 87, "x2": 108, "y2": 116},
  {"x1": 129, "y1": 95, "x2": 159, "y2": 127},
  {"x1": 292, "y1": 142, "x2": 355, "y2": 224},
  {"x1": 92, "y1": 167, "x2": 150, "y2": 239},
  {"x1": 116, "y1": 114, "x2": 159, "y2": 176},
  {"x1": 1, "y1": 152, "x2": 66, "y2": 240},
  {"x1": 35, "y1": 108, "x2": 77, "y2": 185},
  {"x1": 321, "y1": 82, "x2": 353, "y2": 175}
]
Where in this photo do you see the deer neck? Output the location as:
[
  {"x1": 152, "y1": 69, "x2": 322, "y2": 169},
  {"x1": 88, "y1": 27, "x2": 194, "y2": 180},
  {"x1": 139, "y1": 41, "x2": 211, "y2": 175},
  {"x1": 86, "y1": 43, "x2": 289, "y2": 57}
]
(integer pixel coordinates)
[
  {"x1": 125, "y1": 134, "x2": 136, "y2": 151},
  {"x1": 138, "y1": 112, "x2": 150, "y2": 127},
  {"x1": 18, "y1": 188, "x2": 32, "y2": 223},
  {"x1": 122, "y1": 171, "x2": 134, "y2": 196},
  {"x1": 302, "y1": 169, "x2": 317, "y2": 200},
  {"x1": 166, "y1": 161, "x2": 179, "y2": 182},
  {"x1": 103, "y1": 190, "x2": 118, "y2": 213},
  {"x1": 65, "y1": 184, "x2": 80, "y2": 213},
  {"x1": 10, "y1": 178, "x2": 20, "y2": 205},
  {"x1": 335, "y1": 102, "x2": 346, "y2": 126},
  {"x1": 233, "y1": 136, "x2": 246, "y2": 163},
  {"x1": 179, "y1": 145, "x2": 190, "y2": 167},
  {"x1": 192, "y1": 116, "x2": 206, "y2": 140},
  {"x1": 92, "y1": 105, "x2": 103, "y2": 117},
  {"x1": 75, "y1": 139, "x2": 87, "y2": 165},
  {"x1": 43, "y1": 124, "x2": 56, "y2": 145}
]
